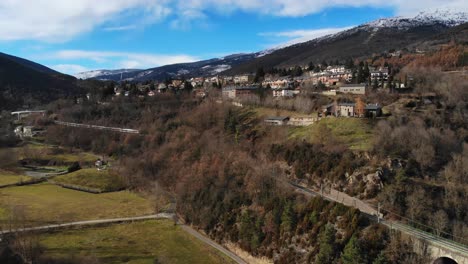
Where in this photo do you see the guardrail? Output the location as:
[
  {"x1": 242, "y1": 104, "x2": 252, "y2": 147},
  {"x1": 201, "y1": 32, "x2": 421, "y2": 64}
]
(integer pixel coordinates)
[
  {"x1": 383, "y1": 221, "x2": 468, "y2": 256},
  {"x1": 289, "y1": 181, "x2": 468, "y2": 256},
  {"x1": 54, "y1": 121, "x2": 140, "y2": 134}
]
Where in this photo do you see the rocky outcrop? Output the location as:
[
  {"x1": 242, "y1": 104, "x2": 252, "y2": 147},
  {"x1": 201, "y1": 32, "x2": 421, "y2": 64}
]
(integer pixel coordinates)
[{"x1": 346, "y1": 167, "x2": 384, "y2": 198}]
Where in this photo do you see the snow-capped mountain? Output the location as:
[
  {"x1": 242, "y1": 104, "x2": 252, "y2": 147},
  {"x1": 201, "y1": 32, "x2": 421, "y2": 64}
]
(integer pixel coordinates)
[
  {"x1": 363, "y1": 10, "x2": 467, "y2": 30},
  {"x1": 225, "y1": 10, "x2": 468, "y2": 75},
  {"x1": 81, "y1": 53, "x2": 258, "y2": 82},
  {"x1": 76, "y1": 69, "x2": 141, "y2": 80},
  {"x1": 75, "y1": 10, "x2": 467, "y2": 81}
]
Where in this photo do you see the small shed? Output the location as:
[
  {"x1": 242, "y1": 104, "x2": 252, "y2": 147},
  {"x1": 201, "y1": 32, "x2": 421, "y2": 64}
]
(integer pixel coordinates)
[
  {"x1": 264, "y1": 116, "x2": 290, "y2": 126},
  {"x1": 365, "y1": 104, "x2": 382, "y2": 117}
]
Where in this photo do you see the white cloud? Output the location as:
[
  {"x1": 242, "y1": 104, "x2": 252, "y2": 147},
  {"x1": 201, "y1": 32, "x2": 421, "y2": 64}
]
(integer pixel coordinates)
[
  {"x1": 45, "y1": 49, "x2": 199, "y2": 70},
  {"x1": 103, "y1": 25, "x2": 138, "y2": 31},
  {"x1": 170, "y1": 9, "x2": 207, "y2": 30},
  {"x1": 0, "y1": 0, "x2": 171, "y2": 42},
  {"x1": 50, "y1": 64, "x2": 90, "y2": 75},
  {"x1": 260, "y1": 26, "x2": 354, "y2": 47},
  {"x1": 0, "y1": 0, "x2": 466, "y2": 42}
]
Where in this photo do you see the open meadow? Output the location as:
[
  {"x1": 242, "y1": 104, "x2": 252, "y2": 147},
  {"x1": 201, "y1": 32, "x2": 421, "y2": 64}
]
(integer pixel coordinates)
[
  {"x1": 0, "y1": 183, "x2": 154, "y2": 227},
  {"x1": 289, "y1": 117, "x2": 375, "y2": 150},
  {"x1": 0, "y1": 170, "x2": 32, "y2": 186},
  {"x1": 51, "y1": 168, "x2": 126, "y2": 192},
  {"x1": 38, "y1": 220, "x2": 233, "y2": 264}
]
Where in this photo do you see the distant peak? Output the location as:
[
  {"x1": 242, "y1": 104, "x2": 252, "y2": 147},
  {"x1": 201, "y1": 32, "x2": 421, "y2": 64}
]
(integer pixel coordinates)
[{"x1": 363, "y1": 9, "x2": 468, "y2": 29}]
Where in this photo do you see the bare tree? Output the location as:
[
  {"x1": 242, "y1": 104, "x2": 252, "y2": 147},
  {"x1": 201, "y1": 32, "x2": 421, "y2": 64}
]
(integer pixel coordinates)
[
  {"x1": 431, "y1": 210, "x2": 449, "y2": 237},
  {"x1": 406, "y1": 187, "x2": 426, "y2": 222}
]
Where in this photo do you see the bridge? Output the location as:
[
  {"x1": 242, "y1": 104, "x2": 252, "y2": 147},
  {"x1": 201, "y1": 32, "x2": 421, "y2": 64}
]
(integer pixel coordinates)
[
  {"x1": 54, "y1": 120, "x2": 140, "y2": 134},
  {"x1": 11, "y1": 110, "x2": 46, "y2": 121},
  {"x1": 290, "y1": 182, "x2": 468, "y2": 264},
  {"x1": 384, "y1": 221, "x2": 468, "y2": 264}
]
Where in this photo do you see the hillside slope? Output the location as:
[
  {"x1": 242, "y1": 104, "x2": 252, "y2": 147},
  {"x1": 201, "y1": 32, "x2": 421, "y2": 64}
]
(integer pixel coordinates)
[
  {"x1": 78, "y1": 53, "x2": 258, "y2": 82},
  {"x1": 225, "y1": 12, "x2": 467, "y2": 74},
  {"x1": 0, "y1": 54, "x2": 81, "y2": 110},
  {"x1": 0, "y1": 52, "x2": 60, "y2": 75}
]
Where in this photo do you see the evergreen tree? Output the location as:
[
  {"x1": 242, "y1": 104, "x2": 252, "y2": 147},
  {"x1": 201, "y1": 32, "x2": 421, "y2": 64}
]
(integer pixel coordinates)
[
  {"x1": 315, "y1": 224, "x2": 336, "y2": 264},
  {"x1": 292, "y1": 66, "x2": 303, "y2": 77},
  {"x1": 372, "y1": 252, "x2": 389, "y2": 264},
  {"x1": 372, "y1": 78, "x2": 379, "y2": 90},
  {"x1": 254, "y1": 67, "x2": 265, "y2": 83},
  {"x1": 357, "y1": 67, "x2": 364, "y2": 83},
  {"x1": 308, "y1": 62, "x2": 315, "y2": 71},
  {"x1": 321, "y1": 60, "x2": 328, "y2": 70},
  {"x1": 363, "y1": 62, "x2": 370, "y2": 84},
  {"x1": 341, "y1": 235, "x2": 364, "y2": 264},
  {"x1": 345, "y1": 58, "x2": 355, "y2": 69},
  {"x1": 352, "y1": 69, "x2": 357, "y2": 83},
  {"x1": 281, "y1": 201, "x2": 295, "y2": 233}
]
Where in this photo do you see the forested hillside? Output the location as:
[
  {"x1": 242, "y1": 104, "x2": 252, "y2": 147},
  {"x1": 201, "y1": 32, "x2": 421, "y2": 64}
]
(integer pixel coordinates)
[
  {"x1": 0, "y1": 54, "x2": 82, "y2": 110},
  {"x1": 37, "y1": 60, "x2": 467, "y2": 262},
  {"x1": 225, "y1": 22, "x2": 468, "y2": 75}
]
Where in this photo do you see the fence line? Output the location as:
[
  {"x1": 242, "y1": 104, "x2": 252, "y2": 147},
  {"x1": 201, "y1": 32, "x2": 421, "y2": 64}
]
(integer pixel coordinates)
[{"x1": 54, "y1": 121, "x2": 140, "y2": 134}]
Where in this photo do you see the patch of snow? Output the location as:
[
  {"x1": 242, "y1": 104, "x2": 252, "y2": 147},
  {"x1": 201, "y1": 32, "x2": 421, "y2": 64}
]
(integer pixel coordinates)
[
  {"x1": 363, "y1": 9, "x2": 467, "y2": 30},
  {"x1": 178, "y1": 69, "x2": 190, "y2": 75},
  {"x1": 211, "y1": 64, "x2": 231, "y2": 73},
  {"x1": 135, "y1": 70, "x2": 153, "y2": 78},
  {"x1": 75, "y1": 69, "x2": 139, "y2": 79},
  {"x1": 200, "y1": 64, "x2": 231, "y2": 74}
]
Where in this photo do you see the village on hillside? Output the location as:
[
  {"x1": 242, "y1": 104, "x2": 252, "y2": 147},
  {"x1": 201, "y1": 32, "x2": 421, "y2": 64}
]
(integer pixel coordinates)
[{"x1": 83, "y1": 56, "x2": 425, "y2": 127}]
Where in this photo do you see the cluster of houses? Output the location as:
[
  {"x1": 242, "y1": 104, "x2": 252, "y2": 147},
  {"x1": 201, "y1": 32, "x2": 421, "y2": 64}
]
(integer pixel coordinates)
[
  {"x1": 188, "y1": 75, "x2": 256, "y2": 87},
  {"x1": 219, "y1": 65, "x2": 392, "y2": 99},
  {"x1": 321, "y1": 102, "x2": 382, "y2": 118},
  {"x1": 262, "y1": 101, "x2": 382, "y2": 127},
  {"x1": 221, "y1": 83, "x2": 370, "y2": 100},
  {"x1": 222, "y1": 86, "x2": 258, "y2": 99},
  {"x1": 114, "y1": 79, "x2": 187, "y2": 97},
  {"x1": 108, "y1": 62, "x2": 395, "y2": 100}
]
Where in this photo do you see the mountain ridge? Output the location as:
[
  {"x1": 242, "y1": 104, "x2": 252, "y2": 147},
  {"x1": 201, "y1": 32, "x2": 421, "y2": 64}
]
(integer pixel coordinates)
[
  {"x1": 76, "y1": 10, "x2": 468, "y2": 81},
  {"x1": 0, "y1": 54, "x2": 81, "y2": 110}
]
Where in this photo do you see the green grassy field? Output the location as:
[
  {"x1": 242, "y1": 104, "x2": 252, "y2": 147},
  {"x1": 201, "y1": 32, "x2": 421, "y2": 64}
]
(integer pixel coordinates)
[
  {"x1": 0, "y1": 170, "x2": 32, "y2": 186},
  {"x1": 13, "y1": 144, "x2": 99, "y2": 164},
  {"x1": 0, "y1": 183, "x2": 154, "y2": 226},
  {"x1": 289, "y1": 117, "x2": 374, "y2": 150},
  {"x1": 39, "y1": 220, "x2": 232, "y2": 264},
  {"x1": 52, "y1": 168, "x2": 125, "y2": 192}
]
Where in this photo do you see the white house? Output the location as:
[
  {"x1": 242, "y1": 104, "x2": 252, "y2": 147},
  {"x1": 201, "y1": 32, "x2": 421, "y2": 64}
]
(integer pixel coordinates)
[
  {"x1": 339, "y1": 84, "x2": 367, "y2": 95},
  {"x1": 273, "y1": 89, "x2": 295, "y2": 97},
  {"x1": 338, "y1": 103, "x2": 356, "y2": 117}
]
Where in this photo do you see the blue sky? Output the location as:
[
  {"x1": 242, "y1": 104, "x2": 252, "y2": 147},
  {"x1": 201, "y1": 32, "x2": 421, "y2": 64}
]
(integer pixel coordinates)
[{"x1": 0, "y1": 0, "x2": 466, "y2": 75}]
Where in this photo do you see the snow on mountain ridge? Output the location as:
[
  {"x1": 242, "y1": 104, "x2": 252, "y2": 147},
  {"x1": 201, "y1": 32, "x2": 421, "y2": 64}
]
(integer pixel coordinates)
[
  {"x1": 76, "y1": 69, "x2": 140, "y2": 79},
  {"x1": 364, "y1": 10, "x2": 468, "y2": 29}
]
